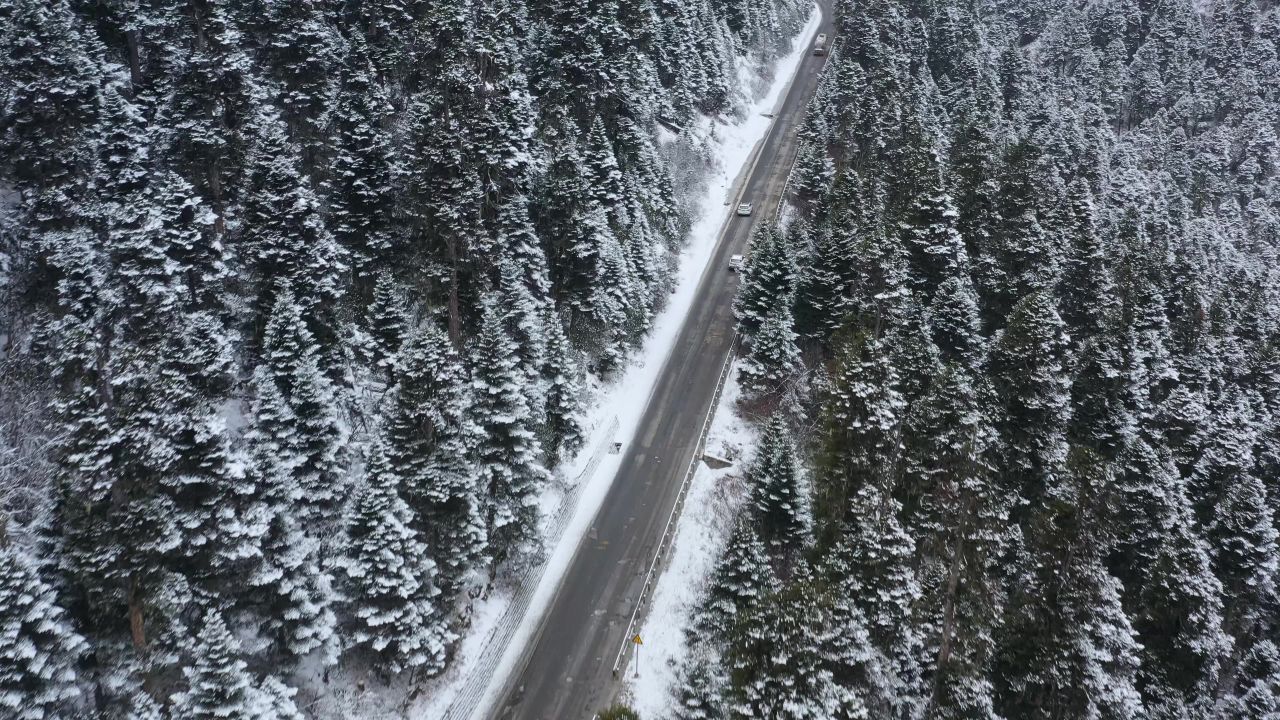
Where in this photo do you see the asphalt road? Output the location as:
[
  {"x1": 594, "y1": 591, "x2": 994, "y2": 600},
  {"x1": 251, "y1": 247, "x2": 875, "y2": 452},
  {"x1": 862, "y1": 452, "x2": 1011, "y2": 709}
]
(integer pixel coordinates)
[{"x1": 489, "y1": 12, "x2": 833, "y2": 720}]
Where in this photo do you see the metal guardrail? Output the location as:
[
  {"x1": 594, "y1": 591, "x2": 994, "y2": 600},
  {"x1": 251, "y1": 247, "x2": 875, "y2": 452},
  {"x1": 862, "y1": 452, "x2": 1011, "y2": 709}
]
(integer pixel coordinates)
[
  {"x1": 441, "y1": 414, "x2": 622, "y2": 720},
  {"x1": 610, "y1": 333, "x2": 738, "y2": 677}
]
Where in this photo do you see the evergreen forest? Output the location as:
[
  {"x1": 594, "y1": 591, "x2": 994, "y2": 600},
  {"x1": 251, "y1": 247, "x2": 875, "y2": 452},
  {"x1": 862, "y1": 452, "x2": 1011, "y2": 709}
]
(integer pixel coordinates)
[
  {"x1": 0, "y1": 0, "x2": 805, "y2": 715},
  {"x1": 690, "y1": 0, "x2": 1280, "y2": 717}
]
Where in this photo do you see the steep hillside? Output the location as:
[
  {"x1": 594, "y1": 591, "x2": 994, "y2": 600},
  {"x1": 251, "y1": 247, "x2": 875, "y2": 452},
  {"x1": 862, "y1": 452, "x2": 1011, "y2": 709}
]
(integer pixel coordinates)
[
  {"x1": 680, "y1": 0, "x2": 1280, "y2": 717},
  {"x1": 0, "y1": 0, "x2": 804, "y2": 715}
]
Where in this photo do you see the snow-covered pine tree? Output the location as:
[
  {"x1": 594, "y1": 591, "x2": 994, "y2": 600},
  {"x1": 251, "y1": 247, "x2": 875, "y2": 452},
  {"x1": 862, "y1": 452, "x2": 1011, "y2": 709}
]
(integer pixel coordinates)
[
  {"x1": 472, "y1": 302, "x2": 550, "y2": 570},
  {"x1": 725, "y1": 579, "x2": 842, "y2": 720},
  {"x1": 584, "y1": 116, "x2": 629, "y2": 232},
  {"x1": 261, "y1": 289, "x2": 346, "y2": 525},
  {"x1": 259, "y1": 0, "x2": 340, "y2": 156},
  {"x1": 977, "y1": 140, "x2": 1062, "y2": 323},
  {"x1": 834, "y1": 482, "x2": 926, "y2": 719},
  {"x1": 695, "y1": 517, "x2": 778, "y2": 641},
  {"x1": 386, "y1": 322, "x2": 486, "y2": 605},
  {"x1": 170, "y1": 609, "x2": 301, "y2": 720},
  {"x1": 240, "y1": 105, "x2": 343, "y2": 352},
  {"x1": 986, "y1": 290, "x2": 1071, "y2": 515},
  {"x1": 794, "y1": 220, "x2": 856, "y2": 341},
  {"x1": 342, "y1": 438, "x2": 450, "y2": 676},
  {"x1": 812, "y1": 329, "x2": 905, "y2": 540},
  {"x1": 365, "y1": 271, "x2": 409, "y2": 375},
  {"x1": 1227, "y1": 640, "x2": 1280, "y2": 720},
  {"x1": 1068, "y1": 326, "x2": 1135, "y2": 460},
  {"x1": 0, "y1": 533, "x2": 87, "y2": 720},
  {"x1": 816, "y1": 546, "x2": 895, "y2": 719},
  {"x1": 885, "y1": 301, "x2": 942, "y2": 407},
  {"x1": 734, "y1": 223, "x2": 797, "y2": 336},
  {"x1": 325, "y1": 32, "x2": 401, "y2": 283},
  {"x1": 671, "y1": 644, "x2": 728, "y2": 720},
  {"x1": 746, "y1": 414, "x2": 808, "y2": 555},
  {"x1": 243, "y1": 368, "x2": 337, "y2": 666},
  {"x1": 927, "y1": 274, "x2": 984, "y2": 371},
  {"x1": 994, "y1": 449, "x2": 1144, "y2": 720},
  {"x1": 1109, "y1": 436, "x2": 1231, "y2": 709},
  {"x1": 541, "y1": 313, "x2": 586, "y2": 464},
  {"x1": 898, "y1": 162, "x2": 969, "y2": 307},
  {"x1": 1205, "y1": 467, "x2": 1278, "y2": 641},
  {"x1": 738, "y1": 302, "x2": 801, "y2": 397},
  {"x1": 0, "y1": 0, "x2": 102, "y2": 191},
  {"x1": 161, "y1": 0, "x2": 258, "y2": 214},
  {"x1": 495, "y1": 252, "x2": 549, "y2": 422},
  {"x1": 1056, "y1": 178, "x2": 1117, "y2": 343}
]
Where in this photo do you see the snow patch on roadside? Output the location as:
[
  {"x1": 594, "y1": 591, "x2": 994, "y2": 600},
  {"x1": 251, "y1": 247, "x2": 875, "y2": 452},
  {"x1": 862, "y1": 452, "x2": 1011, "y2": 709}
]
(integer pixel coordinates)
[
  {"x1": 623, "y1": 365, "x2": 757, "y2": 719},
  {"x1": 410, "y1": 7, "x2": 820, "y2": 718}
]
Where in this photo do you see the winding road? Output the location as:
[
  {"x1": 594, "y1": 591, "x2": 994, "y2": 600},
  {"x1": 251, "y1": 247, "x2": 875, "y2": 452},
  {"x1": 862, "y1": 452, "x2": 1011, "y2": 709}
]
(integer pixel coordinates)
[{"x1": 489, "y1": 10, "x2": 834, "y2": 718}]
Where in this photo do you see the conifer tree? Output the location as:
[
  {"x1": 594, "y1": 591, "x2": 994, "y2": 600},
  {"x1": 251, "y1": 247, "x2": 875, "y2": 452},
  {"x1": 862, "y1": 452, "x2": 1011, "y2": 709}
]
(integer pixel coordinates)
[
  {"x1": 0, "y1": 534, "x2": 87, "y2": 720},
  {"x1": 813, "y1": 330, "x2": 905, "y2": 538},
  {"x1": 170, "y1": 610, "x2": 301, "y2": 720},
  {"x1": 325, "y1": 33, "x2": 400, "y2": 280},
  {"x1": 977, "y1": 141, "x2": 1061, "y2": 321},
  {"x1": 794, "y1": 222, "x2": 856, "y2": 340},
  {"x1": 695, "y1": 518, "x2": 778, "y2": 641},
  {"x1": 1229, "y1": 640, "x2": 1280, "y2": 720},
  {"x1": 814, "y1": 538, "x2": 899, "y2": 719},
  {"x1": 1057, "y1": 178, "x2": 1117, "y2": 342},
  {"x1": 584, "y1": 116, "x2": 629, "y2": 231},
  {"x1": 739, "y1": 303, "x2": 801, "y2": 396},
  {"x1": 899, "y1": 169, "x2": 969, "y2": 305},
  {"x1": 472, "y1": 303, "x2": 550, "y2": 569},
  {"x1": 1109, "y1": 437, "x2": 1231, "y2": 707},
  {"x1": 495, "y1": 252, "x2": 549, "y2": 418},
  {"x1": 1205, "y1": 470, "x2": 1278, "y2": 639},
  {"x1": 671, "y1": 645, "x2": 728, "y2": 720},
  {"x1": 342, "y1": 439, "x2": 450, "y2": 676},
  {"x1": 836, "y1": 483, "x2": 926, "y2": 719},
  {"x1": 734, "y1": 224, "x2": 797, "y2": 336},
  {"x1": 542, "y1": 315, "x2": 586, "y2": 464},
  {"x1": 0, "y1": 0, "x2": 102, "y2": 190},
  {"x1": 386, "y1": 323, "x2": 485, "y2": 605},
  {"x1": 240, "y1": 107, "x2": 343, "y2": 350},
  {"x1": 244, "y1": 369, "x2": 337, "y2": 666},
  {"x1": 365, "y1": 271, "x2": 409, "y2": 374},
  {"x1": 162, "y1": 0, "x2": 257, "y2": 212},
  {"x1": 747, "y1": 415, "x2": 808, "y2": 555},
  {"x1": 928, "y1": 274, "x2": 984, "y2": 371},
  {"x1": 725, "y1": 580, "x2": 841, "y2": 720},
  {"x1": 987, "y1": 291, "x2": 1071, "y2": 513},
  {"x1": 260, "y1": 0, "x2": 340, "y2": 151},
  {"x1": 1069, "y1": 328, "x2": 1134, "y2": 460},
  {"x1": 995, "y1": 450, "x2": 1144, "y2": 720},
  {"x1": 261, "y1": 290, "x2": 346, "y2": 524},
  {"x1": 149, "y1": 169, "x2": 228, "y2": 314},
  {"x1": 886, "y1": 302, "x2": 942, "y2": 407},
  {"x1": 537, "y1": 143, "x2": 637, "y2": 370}
]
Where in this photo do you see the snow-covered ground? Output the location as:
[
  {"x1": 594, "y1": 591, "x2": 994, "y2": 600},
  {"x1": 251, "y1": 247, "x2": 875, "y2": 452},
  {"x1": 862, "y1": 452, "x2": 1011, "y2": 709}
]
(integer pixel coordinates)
[
  {"x1": 622, "y1": 365, "x2": 756, "y2": 718},
  {"x1": 406, "y1": 8, "x2": 821, "y2": 719}
]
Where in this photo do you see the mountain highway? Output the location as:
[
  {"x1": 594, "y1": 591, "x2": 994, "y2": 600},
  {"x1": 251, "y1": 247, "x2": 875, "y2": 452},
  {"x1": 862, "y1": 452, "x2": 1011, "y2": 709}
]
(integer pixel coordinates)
[{"x1": 489, "y1": 10, "x2": 835, "y2": 718}]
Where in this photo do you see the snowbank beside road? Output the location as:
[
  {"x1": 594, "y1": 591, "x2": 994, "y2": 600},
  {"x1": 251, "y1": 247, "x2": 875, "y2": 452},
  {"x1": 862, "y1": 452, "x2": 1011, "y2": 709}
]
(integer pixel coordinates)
[{"x1": 623, "y1": 366, "x2": 755, "y2": 718}]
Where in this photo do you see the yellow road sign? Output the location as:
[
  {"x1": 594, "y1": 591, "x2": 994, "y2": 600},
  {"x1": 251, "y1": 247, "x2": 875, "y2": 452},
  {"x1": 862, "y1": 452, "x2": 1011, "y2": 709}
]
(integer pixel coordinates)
[{"x1": 632, "y1": 634, "x2": 643, "y2": 645}]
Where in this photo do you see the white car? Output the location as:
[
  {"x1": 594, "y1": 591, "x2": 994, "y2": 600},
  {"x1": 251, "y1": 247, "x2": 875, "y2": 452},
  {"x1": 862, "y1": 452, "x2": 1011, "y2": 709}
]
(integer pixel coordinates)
[
  {"x1": 729, "y1": 254, "x2": 744, "y2": 271},
  {"x1": 736, "y1": 202, "x2": 753, "y2": 216}
]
